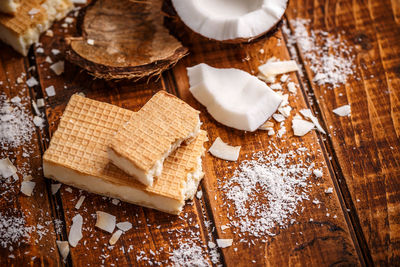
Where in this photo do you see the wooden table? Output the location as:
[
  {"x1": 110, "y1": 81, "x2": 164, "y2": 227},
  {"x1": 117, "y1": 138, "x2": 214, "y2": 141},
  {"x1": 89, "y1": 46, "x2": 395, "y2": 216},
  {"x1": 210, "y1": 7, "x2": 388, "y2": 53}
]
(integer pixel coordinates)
[{"x1": 1, "y1": 0, "x2": 399, "y2": 266}]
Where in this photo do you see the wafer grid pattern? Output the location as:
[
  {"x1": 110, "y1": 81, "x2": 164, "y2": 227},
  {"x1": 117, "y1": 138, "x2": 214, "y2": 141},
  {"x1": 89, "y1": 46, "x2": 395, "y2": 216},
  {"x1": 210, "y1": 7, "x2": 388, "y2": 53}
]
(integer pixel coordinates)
[
  {"x1": 110, "y1": 91, "x2": 200, "y2": 171},
  {"x1": 43, "y1": 94, "x2": 206, "y2": 200}
]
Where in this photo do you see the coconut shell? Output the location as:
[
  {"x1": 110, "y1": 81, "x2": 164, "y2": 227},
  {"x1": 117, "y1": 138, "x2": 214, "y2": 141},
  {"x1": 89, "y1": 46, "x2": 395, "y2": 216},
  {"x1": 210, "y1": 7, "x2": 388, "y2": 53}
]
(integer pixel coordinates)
[{"x1": 66, "y1": 0, "x2": 188, "y2": 80}]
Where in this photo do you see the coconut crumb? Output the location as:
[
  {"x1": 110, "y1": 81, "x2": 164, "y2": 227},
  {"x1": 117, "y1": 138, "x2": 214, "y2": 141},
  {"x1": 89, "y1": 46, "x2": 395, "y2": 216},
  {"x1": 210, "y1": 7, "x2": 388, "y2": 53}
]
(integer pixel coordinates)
[
  {"x1": 109, "y1": 230, "x2": 123, "y2": 245},
  {"x1": 56, "y1": 240, "x2": 69, "y2": 261},
  {"x1": 51, "y1": 183, "x2": 62, "y2": 195},
  {"x1": 50, "y1": 61, "x2": 64, "y2": 75},
  {"x1": 116, "y1": 222, "x2": 132, "y2": 232},
  {"x1": 20, "y1": 181, "x2": 36, "y2": 196},
  {"x1": 75, "y1": 196, "x2": 85, "y2": 210},
  {"x1": 216, "y1": 239, "x2": 233, "y2": 248},
  {"x1": 333, "y1": 105, "x2": 351, "y2": 117}
]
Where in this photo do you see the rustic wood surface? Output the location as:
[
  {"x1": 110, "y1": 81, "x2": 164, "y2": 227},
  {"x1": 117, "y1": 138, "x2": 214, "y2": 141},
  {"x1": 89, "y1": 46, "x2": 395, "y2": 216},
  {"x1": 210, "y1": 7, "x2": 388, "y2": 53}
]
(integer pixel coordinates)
[{"x1": 0, "y1": 0, "x2": 399, "y2": 266}]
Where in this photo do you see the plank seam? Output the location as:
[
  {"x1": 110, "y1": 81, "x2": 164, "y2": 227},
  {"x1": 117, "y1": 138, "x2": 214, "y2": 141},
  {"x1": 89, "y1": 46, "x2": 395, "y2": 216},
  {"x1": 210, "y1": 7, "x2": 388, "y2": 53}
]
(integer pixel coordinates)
[{"x1": 281, "y1": 17, "x2": 373, "y2": 266}]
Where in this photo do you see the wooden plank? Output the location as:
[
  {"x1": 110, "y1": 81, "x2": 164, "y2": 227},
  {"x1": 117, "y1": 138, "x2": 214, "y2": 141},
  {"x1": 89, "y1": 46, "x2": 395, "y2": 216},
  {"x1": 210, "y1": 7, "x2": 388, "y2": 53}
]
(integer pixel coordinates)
[
  {"x1": 285, "y1": 0, "x2": 400, "y2": 264},
  {"x1": 0, "y1": 44, "x2": 61, "y2": 265},
  {"x1": 166, "y1": 15, "x2": 361, "y2": 266},
  {"x1": 33, "y1": 12, "x2": 220, "y2": 266}
]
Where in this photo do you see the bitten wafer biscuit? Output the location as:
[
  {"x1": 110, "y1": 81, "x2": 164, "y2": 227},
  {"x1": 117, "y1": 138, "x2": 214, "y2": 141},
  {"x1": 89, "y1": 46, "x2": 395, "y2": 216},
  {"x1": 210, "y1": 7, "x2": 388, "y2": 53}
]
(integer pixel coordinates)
[
  {"x1": 0, "y1": 0, "x2": 73, "y2": 55},
  {"x1": 108, "y1": 91, "x2": 201, "y2": 186},
  {"x1": 43, "y1": 94, "x2": 207, "y2": 215}
]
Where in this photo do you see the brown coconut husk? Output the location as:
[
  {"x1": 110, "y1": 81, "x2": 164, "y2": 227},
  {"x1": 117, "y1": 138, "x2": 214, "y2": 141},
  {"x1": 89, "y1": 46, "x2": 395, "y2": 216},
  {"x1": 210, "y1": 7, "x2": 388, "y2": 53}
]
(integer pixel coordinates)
[{"x1": 66, "y1": 0, "x2": 188, "y2": 80}]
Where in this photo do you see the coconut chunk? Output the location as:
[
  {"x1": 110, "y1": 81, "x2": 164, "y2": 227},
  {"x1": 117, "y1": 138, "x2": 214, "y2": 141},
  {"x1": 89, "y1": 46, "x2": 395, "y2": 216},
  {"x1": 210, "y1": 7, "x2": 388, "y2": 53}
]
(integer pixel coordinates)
[
  {"x1": 75, "y1": 196, "x2": 86, "y2": 210},
  {"x1": 333, "y1": 105, "x2": 351, "y2": 117},
  {"x1": 258, "y1": 60, "x2": 299, "y2": 77},
  {"x1": 95, "y1": 211, "x2": 116, "y2": 234},
  {"x1": 109, "y1": 230, "x2": 123, "y2": 245},
  {"x1": 299, "y1": 109, "x2": 326, "y2": 134},
  {"x1": 0, "y1": 158, "x2": 17, "y2": 178},
  {"x1": 21, "y1": 181, "x2": 36, "y2": 196},
  {"x1": 68, "y1": 214, "x2": 83, "y2": 247},
  {"x1": 56, "y1": 241, "x2": 70, "y2": 261},
  {"x1": 51, "y1": 183, "x2": 62, "y2": 195},
  {"x1": 116, "y1": 222, "x2": 132, "y2": 232},
  {"x1": 187, "y1": 63, "x2": 282, "y2": 131},
  {"x1": 292, "y1": 119, "x2": 315, "y2": 136},
  {"x1": 216, "y1": 239, "x2": 233, "y2": 248},
  {"x1": 196, "y1": 190, "x2": 203, "y2": 199},
  {"x1": 50, "y1": 61, "x2": 64, "y2": 75},
  {"x1": 209, "y1": 137, "x2": 240, "y2": 161}
]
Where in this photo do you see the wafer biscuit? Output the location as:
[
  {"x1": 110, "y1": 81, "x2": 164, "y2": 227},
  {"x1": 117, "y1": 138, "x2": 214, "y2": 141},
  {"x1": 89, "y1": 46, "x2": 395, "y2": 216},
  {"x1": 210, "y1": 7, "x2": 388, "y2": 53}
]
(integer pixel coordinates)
[
  {"x1": 43, "y1": 94, "x2": 207, "y2": 215},
  {"x1": 0, "y1": 0, "x2": 73, "y2": 55},
  {"x1": 108, "y1": 91, "x2": 201, "y2": 186}
]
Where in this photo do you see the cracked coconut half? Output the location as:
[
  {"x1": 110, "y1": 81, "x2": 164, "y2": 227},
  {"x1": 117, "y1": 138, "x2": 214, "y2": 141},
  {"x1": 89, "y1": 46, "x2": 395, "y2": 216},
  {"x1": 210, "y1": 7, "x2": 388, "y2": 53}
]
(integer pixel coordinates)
[
  {"x1": 66, "y1": 0, "x2": 187, "y2": 80},
  {"x1": 171, "y1": 0, "x2": 288, "y2": 42}
]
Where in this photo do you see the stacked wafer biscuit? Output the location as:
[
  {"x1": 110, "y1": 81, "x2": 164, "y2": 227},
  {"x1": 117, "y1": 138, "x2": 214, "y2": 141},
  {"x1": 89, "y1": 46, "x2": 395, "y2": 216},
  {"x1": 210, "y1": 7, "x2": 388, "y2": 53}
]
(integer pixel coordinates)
[
  {"x1": 0, "y1": 0, "x2": 73, "y2": 55},
  {"x1": 43, "y1": 92, "x2": 207, "y2": 215}
]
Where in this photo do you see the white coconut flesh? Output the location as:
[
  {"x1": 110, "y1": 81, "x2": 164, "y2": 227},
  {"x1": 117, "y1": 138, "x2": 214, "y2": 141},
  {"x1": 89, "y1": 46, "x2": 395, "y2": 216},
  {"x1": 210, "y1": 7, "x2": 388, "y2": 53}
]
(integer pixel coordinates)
[
  {"x1": 171, "y1": 0, "x2": 288, "y2": 41},
  {"x1": 187, "y1": 63, "x2": 282, "y2": 131}
]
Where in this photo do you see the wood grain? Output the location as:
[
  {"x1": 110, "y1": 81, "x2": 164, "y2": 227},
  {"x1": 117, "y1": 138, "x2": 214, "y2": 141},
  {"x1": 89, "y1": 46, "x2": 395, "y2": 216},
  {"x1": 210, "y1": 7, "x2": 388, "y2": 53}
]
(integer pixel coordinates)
[
  {"x1": 0, "y1": 44, "x2": 62, "y2": 266},
  {"x1": 164, "y1": 15, "x2": 361, "y2": 266},
  {"x1": 285, "y1": 0, "x2": 400, "y2": 265}
]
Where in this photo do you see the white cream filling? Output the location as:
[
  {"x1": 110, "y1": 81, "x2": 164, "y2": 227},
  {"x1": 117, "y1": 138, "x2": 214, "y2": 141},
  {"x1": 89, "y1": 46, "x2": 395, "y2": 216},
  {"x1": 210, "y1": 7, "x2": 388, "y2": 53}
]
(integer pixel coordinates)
[
  {"x1": 43, "y1": 162, "x2": 185, "y2": 215},
  {"x1": 108, "y1": 120, "x2": 201, "y2": 186},
  {"x1": 183, "y1": 157, "x2": 204, "y2": 200}
]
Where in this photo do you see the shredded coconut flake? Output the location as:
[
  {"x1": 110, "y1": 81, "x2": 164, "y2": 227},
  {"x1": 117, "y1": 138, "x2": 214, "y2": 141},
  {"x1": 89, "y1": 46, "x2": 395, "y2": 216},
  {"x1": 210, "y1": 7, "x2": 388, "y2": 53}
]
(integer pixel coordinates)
[
  {"x1": 169, "y1": 240, "x2": 209, "y2": 267},
  {"x1": 221, "y1": 145, "x2": 313, "y2": 237},
  {"x1": 0, "y1": 94, "x2": 35, "y2": 148},
  {"x1": 283, "y1": 18, "x2": 355, "y2": 88}
]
